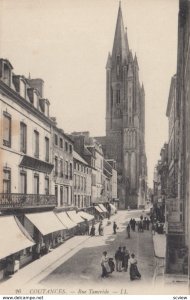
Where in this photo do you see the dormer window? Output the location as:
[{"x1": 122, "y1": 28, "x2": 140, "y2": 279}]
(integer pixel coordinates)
[
  {"x1": 20, "y1": 79, "x2": 26, "y2": 98},
  {"x1": 0, "y1": 59, "x2": 13, "y2": 87},
  {"x1": 33, "y1": 90, "x2": 38, "y2": 108},
  {"x1": 3, "y1": 64, "x2": 11, "y2": 86}
]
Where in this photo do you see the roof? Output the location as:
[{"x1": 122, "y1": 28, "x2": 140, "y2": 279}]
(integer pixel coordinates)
[
  {"x1": 73, "y1": 150, "x2": 88, "y2": 165},
  {"x1": 112, "y1": 5, "x2": 129, "y2": 63}
]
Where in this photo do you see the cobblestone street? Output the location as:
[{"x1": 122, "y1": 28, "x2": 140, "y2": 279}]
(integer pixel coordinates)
[{"x1": 40, "y1": 210, "x2": 155, "y2": 294}]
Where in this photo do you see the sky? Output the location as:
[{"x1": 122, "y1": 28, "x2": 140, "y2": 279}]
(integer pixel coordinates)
[{"x1": 0, "y1": 0, "x2": 179, "y2": 187}]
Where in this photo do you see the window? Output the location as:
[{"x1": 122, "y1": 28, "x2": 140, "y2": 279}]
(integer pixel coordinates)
[
  {"x1": 54, "y1": 134, "x2": 58, "y2": 146},
  {"x1": 55, "y1": 185, "x2": 58, "y2": 202},
  {"x1": 54, "y1": 156, "x2": 58, "y2": 176},
  {"x1": 74, "y1": 174, "x2": 76, "y2": 189},
  {"x1": 116, "y1": 90, "x2": 120, "y2": 104},
  {"x1": 65, "y1": 141, "x2": 68, "y2": 152},
  {"x1": 60, "y1": 186, "x2": 63, "y2": 206},
  {"x1": 74, "y1": 162, "x2": 76, "y2": 170},
  {"x1": 60, "y1": 159, "x2": 63, "y2": 177},
  {"x1": 34, "y1": 174, "x2": 39, "y2": 194},
  {"x1": 65, "y1": 161, "x2": 69, "y2": 179},
  {"x1": 3, "y1": 64, "x2": 11, "y2": 86},
  {"x1": 60, "y1": 138, "x2": 63, "y2": 148},
  {"x1": 78, "y1": 195, "x2": 80, "y2": 208},
  {"x1": 3, "y1": 169, "x2": 11, "y2": 193},
  {"x1": 20, "y1": 122, "x2": 27, "y2": 153},
  {"x1": 66, "y1": 186, "x2": 69, "y2": 204},
  {"x1": 45, "y1": 137, "x2": 49, "y2": 162},
  {"x1": 74, "y1": 195, "x2": 77, "y2": 206},
  {"x1": 45, "y1": 177, "x2": 49, "y2": 195},
  {"x1": 3, "y1": 112, "x2": 11, "y2": 147},
  {"x1": 69, "y1": 144, "x2": 72, "y2": 154},
  {"x1": 70, "y1": 163, "x2": 73, "y2": 179},
  {"x1": 20, "y1": 171, "x2": 27, "y2": 194},
  {"x1": 34, "y1": 130, "x2": 39, "y2": 158}
]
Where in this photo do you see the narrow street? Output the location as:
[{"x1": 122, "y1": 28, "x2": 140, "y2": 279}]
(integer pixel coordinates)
[{"x1": 39, "y1": 210, "x2": 155, "y2": 294}]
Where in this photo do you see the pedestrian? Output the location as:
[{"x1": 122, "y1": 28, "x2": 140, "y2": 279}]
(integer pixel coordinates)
[
  {"x1": 100, "y1": 251, "x2": 110, "y2": 278},
  {"x1": 126, "y1": 223, "x2": 131, "y2": 238},
  {"x1": 122, "y1": 246, "x2": 130, "y2": 272},
  {"x1": 113, "y1": 221, "x2": 117, "y2": 234},
  {"x1": 133, "y1": 219, "x2": 136, "y2": 231},
  {"x1": 90, "y1": 224, "x2": 95, "y2": 236},
  {"x1": 129, "y1": 253, "x2": 141, "y2": 281},
  {"x1": 146, "y1": 218, "x2": 150, "y2": 230},
  {"x1": 143, "y1": 218, "x2": 146, "y2": 230},
  {"x1": 115, "y1": 247, "x2": 123, "y2": 272},
  {"x1": 137, "y1": 221, "x2": 140, "y2": 232},
  {"x1": 99, "y1": 221, "x2": 104, "y2": 236}
]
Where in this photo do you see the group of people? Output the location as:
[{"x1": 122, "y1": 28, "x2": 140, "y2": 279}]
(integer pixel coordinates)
[
  {"x1": 128, "y1": 216, "x2": 151, "y2": 233},
  {"x1": 89, "y1": 221, "x2": 104, "y2": 237},
  {"x1": 101, "y1": 249, "x2": 141, "y2": 281}
]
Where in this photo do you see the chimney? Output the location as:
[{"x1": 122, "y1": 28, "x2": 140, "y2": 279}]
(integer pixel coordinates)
[{"x1": 28, "y1": 78, "x2": 44, "y2": 98}]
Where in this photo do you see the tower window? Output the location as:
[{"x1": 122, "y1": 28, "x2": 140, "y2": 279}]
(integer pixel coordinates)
[
  {"x1": 116, "y1": 90, "x2": 120, "y2": 104},
  {"x1": 116, "y1": 55, "x2": 120, "y2": 77}
]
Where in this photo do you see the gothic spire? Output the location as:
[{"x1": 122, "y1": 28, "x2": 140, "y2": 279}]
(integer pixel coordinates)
[
  {"x1": 112, "y1": 4, "x2": 128, "y2": 64},
  {"x1": 106, "y1": 52, "x2": 112, "y2": 69}
]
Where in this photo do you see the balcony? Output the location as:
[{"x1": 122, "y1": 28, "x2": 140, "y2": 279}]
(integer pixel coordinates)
[{"x1": 0, "y1": 193, "x2": 57, "y2": 210}]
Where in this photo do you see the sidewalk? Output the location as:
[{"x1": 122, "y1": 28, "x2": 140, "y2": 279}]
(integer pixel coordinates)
[
  {"x1": 152, "y1": 232, "x2": 166, "y2": 258},
  {"x1": 152, "y1": 232, "x2": 188, "y2": 292},
  {"x1": 0, "y1": 214, "x2": 118, "y2": 294}
]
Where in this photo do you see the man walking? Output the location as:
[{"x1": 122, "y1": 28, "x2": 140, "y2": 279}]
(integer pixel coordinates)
[
  {"x1": 123, "y1": 246, "x2": 130, "y2": 272},
  {"x1": 115, "y1": 247, "x2": 122, "y2": 272},
  {"x1": 113, "y1": 221, "x2": 117, "y2": 234},
  {"x1": 126, "y1": 223, "x2": 131, "y2": 239}
]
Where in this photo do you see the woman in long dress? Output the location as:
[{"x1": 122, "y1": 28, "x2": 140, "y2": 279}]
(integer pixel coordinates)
[
  {"x1": 129, "y1": 253, "x2": 141, "y2": 280},
  {"x1": 100, "y1": 251, "x2": 110, "y2": 278}
]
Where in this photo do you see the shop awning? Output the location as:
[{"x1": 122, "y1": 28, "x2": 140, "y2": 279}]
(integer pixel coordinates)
[
  {"x1": 78, "y1": 211, "x2": 94, "y2": 221},
  {"x1": 55, "y1": 212, "x2": 77, "y2": 229},
  {"x1": 67, "y1": 211, "x2": 85, "y2": 224},
  {"x1": 94, "y1": 206, "x2": 104, "y2": 213},
  {"x1": 0, "y1": 216, "x2": 35, "y2": 260},
  {"x1": 25, "y1": 211, "x2": 66, "y2": 236},
  {"x1": 98, "y1": 204, "x2": 107, "y2": 213}
]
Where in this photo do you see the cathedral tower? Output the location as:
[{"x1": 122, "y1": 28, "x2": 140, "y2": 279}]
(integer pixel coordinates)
[{"x1": 105, "y1": 4, "x2": 147, "y2": 209}]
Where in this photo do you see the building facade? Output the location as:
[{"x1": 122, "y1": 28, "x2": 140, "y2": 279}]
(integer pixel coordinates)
[
  {"x1": 171, "y1": 0, "x2": 190, "y2": 276},
  {"x1": 73, "y1": 151, "x2": 92, "y2": 208},
  {"x1": 52, "y1": 126, "x2": 73, "y2": 207},
  {"x1": 96, "y1": 5, "x2": 147, "y2": 209},
  {"x1": 0, "y1": 59, "x2": 56, "y2": 211}
]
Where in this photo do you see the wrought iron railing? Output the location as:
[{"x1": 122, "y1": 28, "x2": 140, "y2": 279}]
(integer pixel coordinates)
[{"x1": 0, "y1": 193, "x2": 57, "y2": 209}]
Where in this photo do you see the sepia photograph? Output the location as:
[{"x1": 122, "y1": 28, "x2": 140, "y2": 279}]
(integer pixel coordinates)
[{"x1": 0, "y1": 0, "x2": 189, "y2": 296}]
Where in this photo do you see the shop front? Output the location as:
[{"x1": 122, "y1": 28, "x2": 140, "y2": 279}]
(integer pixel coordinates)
[
  {"x1": 0, "y1": 216, "x2": 35, "y2": 279},
  {"x1": 55, "y1": 211, "x2": 77, "y2": 238},
  {"x1": 24, "y1": 211, "x2": 66, "y2": 258},
  {"x1": 66, "y1": 210, "x2": 85, "y2": 235}
]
